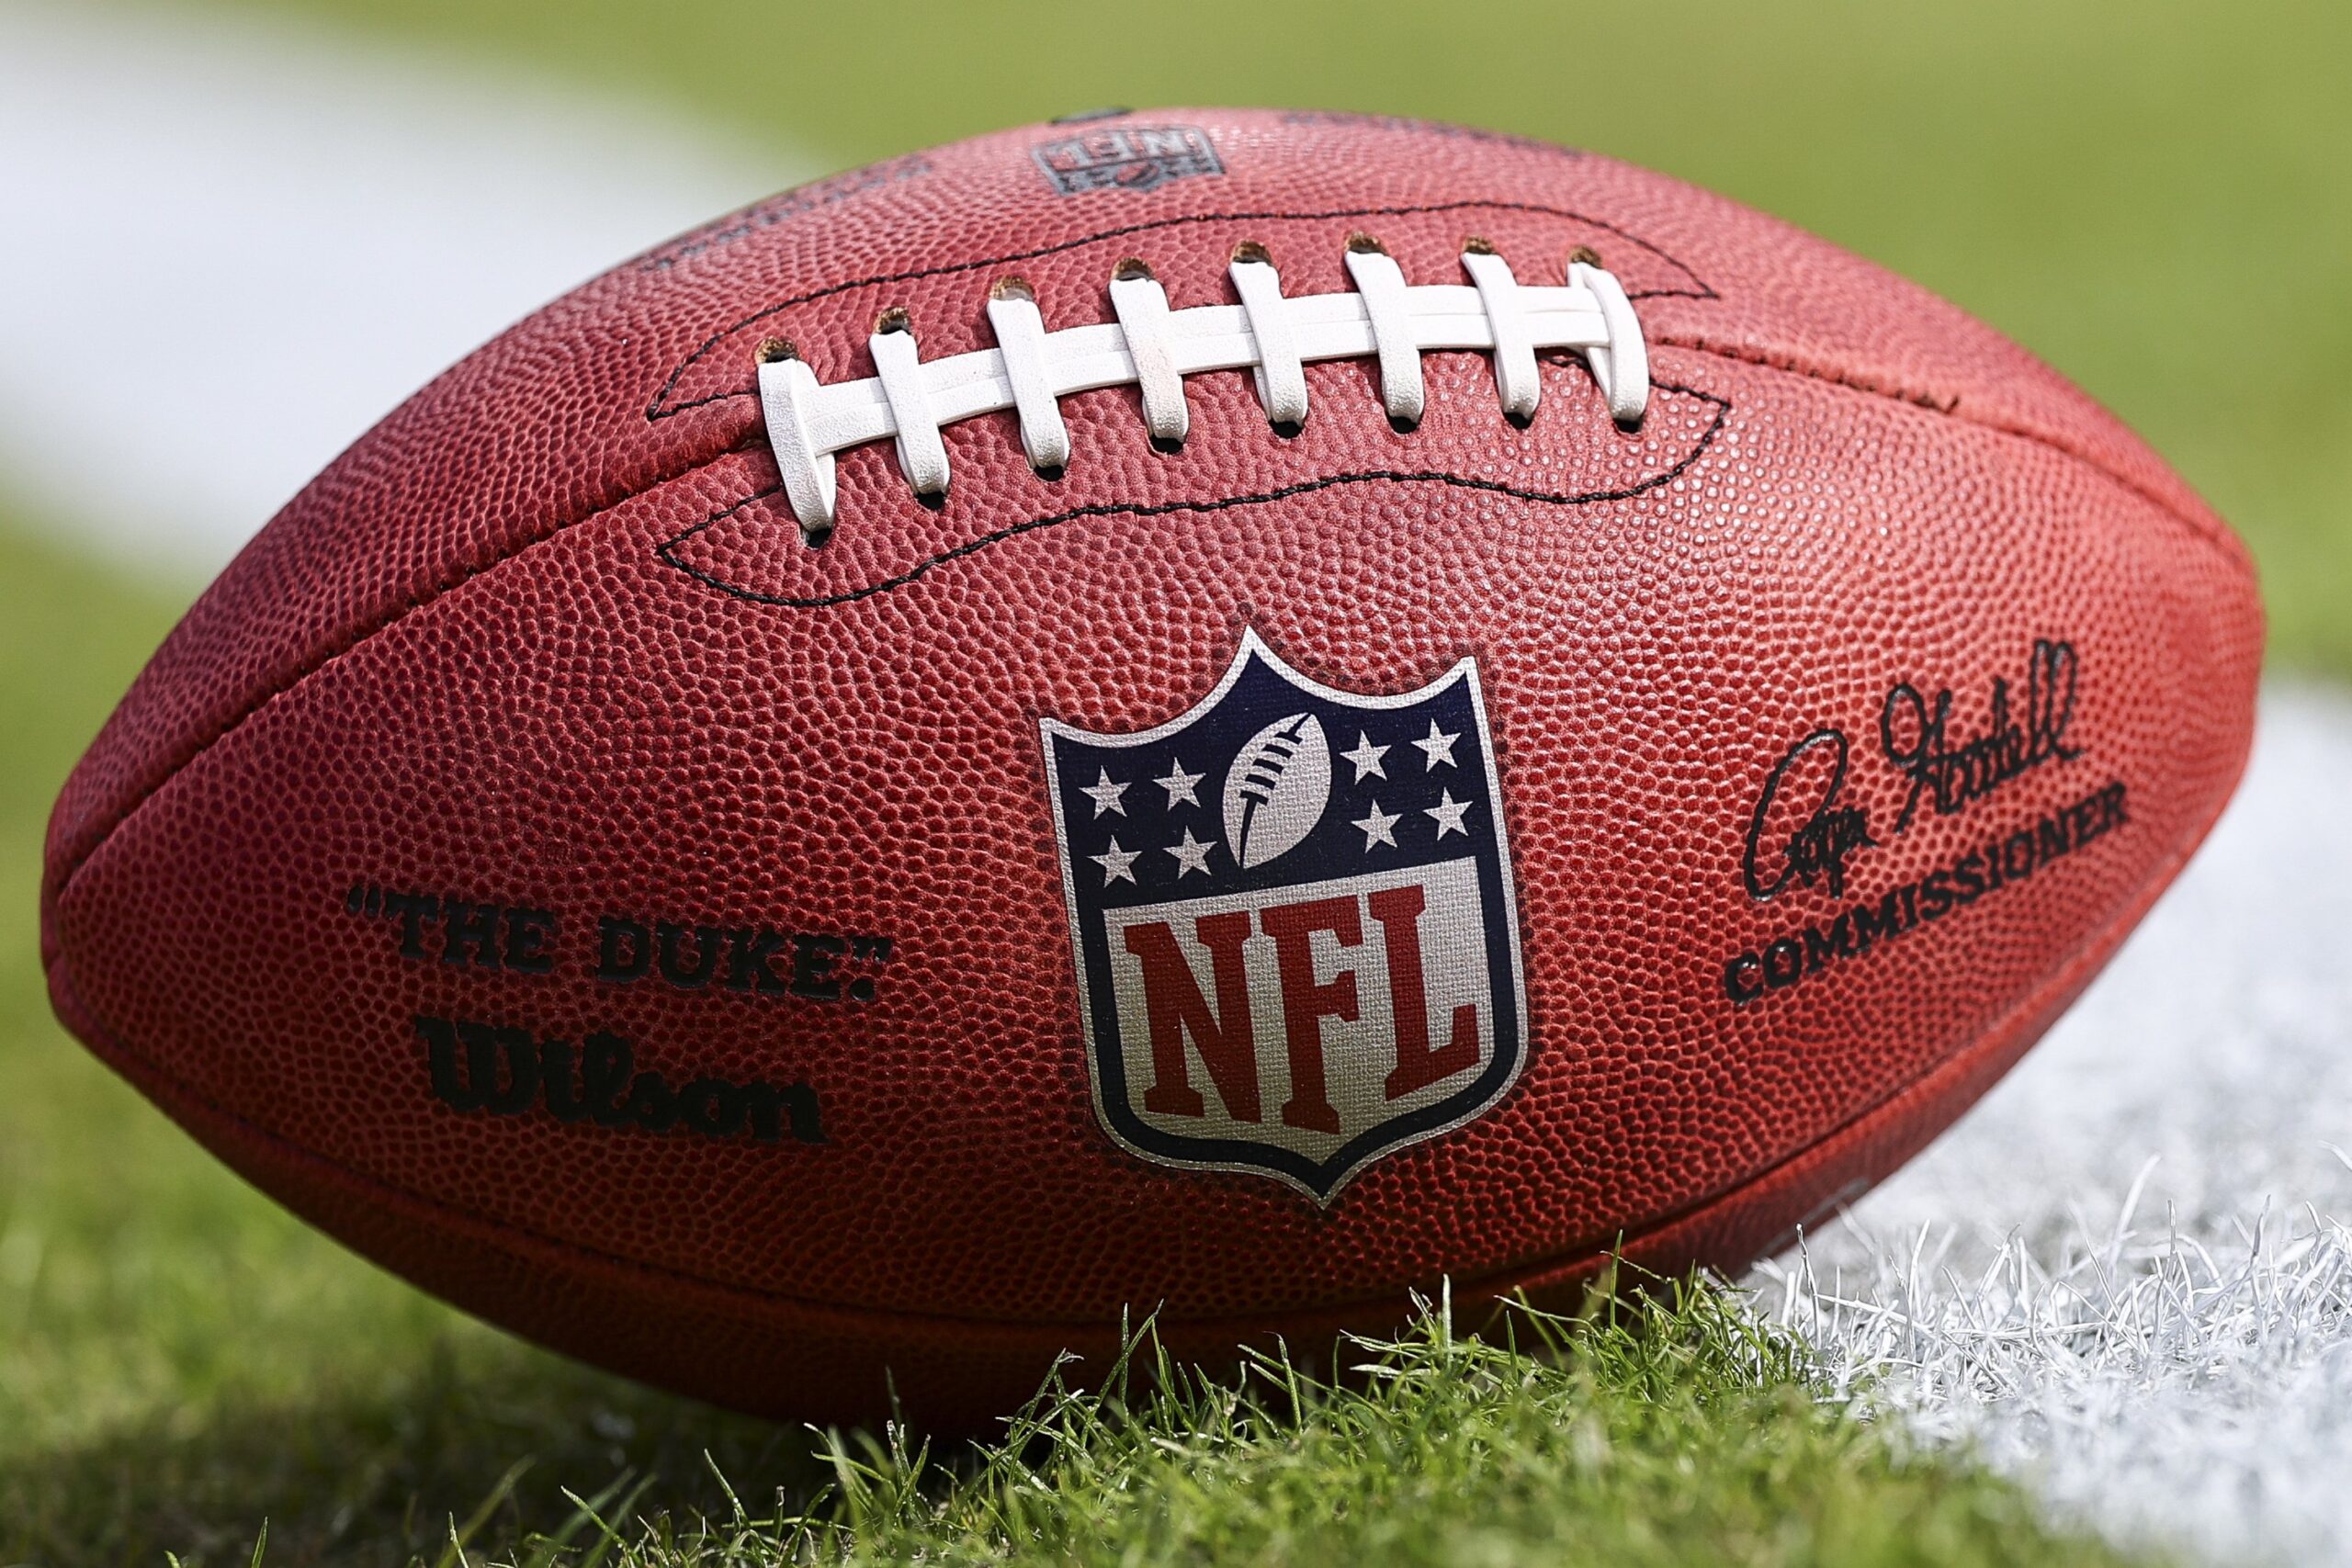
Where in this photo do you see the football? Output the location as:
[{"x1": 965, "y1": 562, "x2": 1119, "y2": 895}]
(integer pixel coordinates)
[
  {"x1": 40, "y1": 109, "x2": 2260, "y2": 1426},
  {"x1": 1222, "y1": 711, "x2": 1331, "y2": 870}
]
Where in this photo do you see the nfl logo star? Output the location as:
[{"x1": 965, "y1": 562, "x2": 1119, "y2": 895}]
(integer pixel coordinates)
[{"x1": 1040, "y1": 632, "x2": 1529, "y2": 1201}]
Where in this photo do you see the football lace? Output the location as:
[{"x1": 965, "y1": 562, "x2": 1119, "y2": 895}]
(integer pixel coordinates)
[{"x1": 754, "y1": 236, "x2": 1651, "y2": 544}]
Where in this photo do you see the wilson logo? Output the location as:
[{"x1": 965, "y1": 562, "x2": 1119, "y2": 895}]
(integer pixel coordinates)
[
  {"x1": 1040, "y1": 632, "x2": 1527, "y2": 1201},
  {"x1": 413, "y1": 1014, "x2": 824, "y2": 1145}
]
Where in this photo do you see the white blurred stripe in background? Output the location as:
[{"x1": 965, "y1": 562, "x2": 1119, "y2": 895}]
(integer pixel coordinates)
[{"x1": 0, "y1": 1, "x2": 786, "y2": 574}]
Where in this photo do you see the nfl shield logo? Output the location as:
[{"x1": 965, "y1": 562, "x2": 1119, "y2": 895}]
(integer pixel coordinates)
[
  {"x1": 1040, "y1": 632, "x2": 1529, "y2": 1202},
  {"x1": 1029, "y1": 125, "x2": 1225, "y2": 195}
]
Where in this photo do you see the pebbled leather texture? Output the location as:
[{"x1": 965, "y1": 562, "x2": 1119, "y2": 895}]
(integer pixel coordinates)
[{"x1": 42, "y1": 109, "x2": 2262, "y2": 1426}]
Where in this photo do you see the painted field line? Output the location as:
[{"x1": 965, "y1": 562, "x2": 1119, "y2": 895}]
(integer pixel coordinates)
[
  {"x1": 1769, "y1": 687, "x2": 2352, "y2": 1567},
  {"x1": 0, "y1": 1, "x2": 792, "y2": 574}
]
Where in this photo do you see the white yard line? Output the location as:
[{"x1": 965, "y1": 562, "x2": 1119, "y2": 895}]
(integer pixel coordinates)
[
  {"x1": 0, "y1": 1, "x2": 790, "y2": 575},
  {"x1": 1767, "y1": 687, "x2": 2352, "y2": 1567}
]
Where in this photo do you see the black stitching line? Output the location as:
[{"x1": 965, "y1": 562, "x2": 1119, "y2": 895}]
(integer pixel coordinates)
[
  {"x1": 655, "y1": 383, "x2": 1730, "y2": 608},
  {"x1": 49, "y1": 460, "x2": 729, "y2": 908},
  {"x1": 646, "y1": 200, "x2": 1720, "y2": 421}
]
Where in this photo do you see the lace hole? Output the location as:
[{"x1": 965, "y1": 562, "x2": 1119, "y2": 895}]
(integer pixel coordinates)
[
  {"x1": 800, "y1": 523, "x2": 834, "y2": 549},
  {"x1": 1032, "y1": 461, "x2": 1067, "y2": 483},
  {"x1": 1613, "y1": 412, "x2": 1645, "y2": 435},
  {"x1": 1387, "y1": 412, "x2": 1419, "y2": 435},
  {"x1": 913, "y1": 487, "x2": 948, "y2": 512},
  {"x1": 1567, "y1": 244, "x2": 1603, "y2": 268},
  {"x1": 1148, "y1": 434, "x2": 1185, "y2": 457},
  {"x1": 1269, "y1": 418, "x2": 1305, "y2": 441},
  {"x1": 1504, "y1": 409, "x2": 1534, "y2": 433}
]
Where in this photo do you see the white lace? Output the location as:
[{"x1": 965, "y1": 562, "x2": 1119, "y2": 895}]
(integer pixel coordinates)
[{"x1": 755, "y1": 241, "x2": 1649, "y2": 539}]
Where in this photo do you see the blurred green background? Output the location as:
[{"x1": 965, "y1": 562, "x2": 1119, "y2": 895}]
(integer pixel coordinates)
[{"x1": 228, "y1": 0, "x2": 2352, "y2": 668}]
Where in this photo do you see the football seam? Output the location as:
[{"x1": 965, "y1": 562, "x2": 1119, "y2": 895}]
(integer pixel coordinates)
[
  {"x1": 47, "y1": 352, "x2": 2256, "y2": 919},
  {"x1": 655, "y1": 378, "x2": 1730, "y2": 606},
  {"x1": 648, "y1": 197, "x2": 1718, "y2": 419},
  {"x1": 43, "y1": 794, "x2": 2222, "y2": 1332},
  {"x1": 1662, "y1": 332, "x2": 2251, "y2": 563},
  {"x1": 45, "y1": 459, "x2": 734, "y2": 908}
]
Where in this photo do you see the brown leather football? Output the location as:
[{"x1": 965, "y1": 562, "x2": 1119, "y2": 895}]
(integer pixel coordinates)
[{"x1": 41, "y1": 110, "x2": 2261, "y2": 1425}]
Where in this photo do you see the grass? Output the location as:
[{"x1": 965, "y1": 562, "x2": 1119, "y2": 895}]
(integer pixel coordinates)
[
  {"x1": 586, "y1": 1291, "x2": 2153, "y2": 1568},
  {"x1": 213, "y1": 0, "x2": 2352, "y2": 674},
  {"x1": 0, "y1": 513, "x2": 2157, "y2": 1562}
]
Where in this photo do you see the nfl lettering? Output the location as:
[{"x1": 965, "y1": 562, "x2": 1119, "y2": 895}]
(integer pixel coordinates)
[{"x1": 1041, "y1": 632, "x2": 1528, "y2": 1201}]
